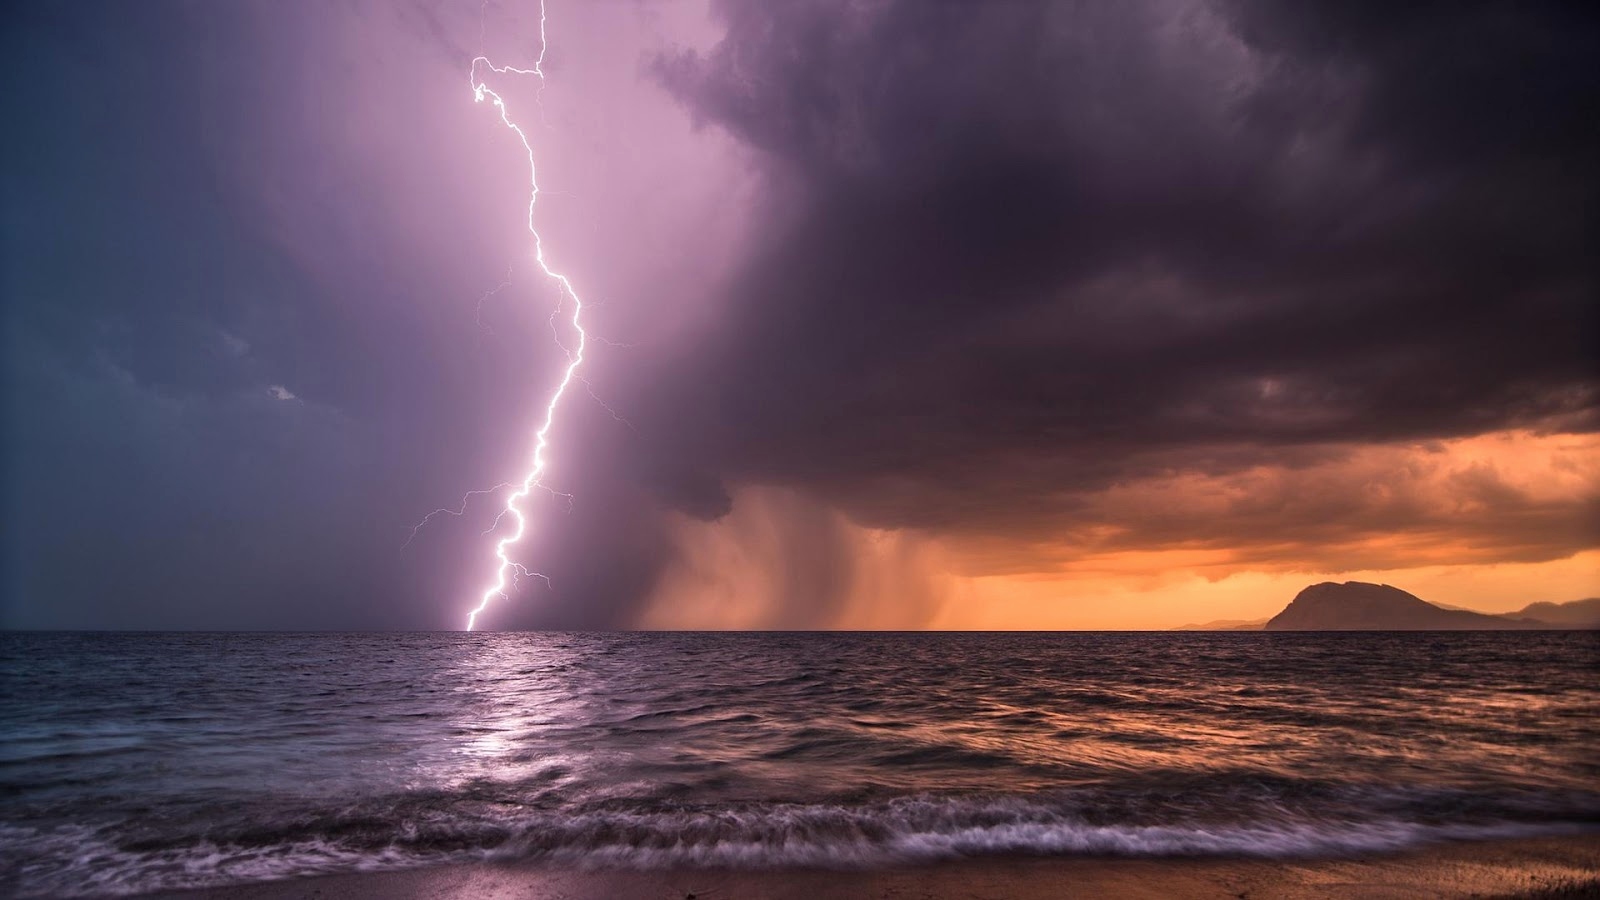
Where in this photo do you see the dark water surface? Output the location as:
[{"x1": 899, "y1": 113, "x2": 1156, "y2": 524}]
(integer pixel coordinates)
[{"x1": 2, "y1": 631, "x2": 1596, "y2": 896}]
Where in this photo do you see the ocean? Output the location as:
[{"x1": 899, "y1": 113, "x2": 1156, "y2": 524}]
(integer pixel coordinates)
[{"x1": 1, "y1": 631, "x2": 1596, "y2": 897}]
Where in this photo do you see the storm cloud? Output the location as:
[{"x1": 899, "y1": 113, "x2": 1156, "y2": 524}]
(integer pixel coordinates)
[
  {"x1": 3, "y1": 0, "x2": 1595, "y2": 629},
  {"x1": 610, "y1": 0, "x2": 1599, "y2": 609}
]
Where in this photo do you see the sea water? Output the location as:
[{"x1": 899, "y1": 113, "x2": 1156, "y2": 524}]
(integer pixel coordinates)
[{"x1": 2, "y1": 631, "x2": 1596, "y2": 896}]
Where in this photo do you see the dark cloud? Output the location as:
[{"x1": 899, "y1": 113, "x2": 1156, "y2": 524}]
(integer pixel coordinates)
[{"x1": 631, "y1": 0, "x2": 1597, "y2": 543}]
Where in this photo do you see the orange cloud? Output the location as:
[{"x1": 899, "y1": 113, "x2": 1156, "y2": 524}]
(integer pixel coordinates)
[{"x1": 946, "y1": 430, "x2": 1598, "y2": 575}]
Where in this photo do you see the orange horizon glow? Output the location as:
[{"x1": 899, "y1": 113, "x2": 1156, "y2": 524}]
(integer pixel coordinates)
[{"x1": 637, "y1": 429, "x2": 1600, "y2": 630}]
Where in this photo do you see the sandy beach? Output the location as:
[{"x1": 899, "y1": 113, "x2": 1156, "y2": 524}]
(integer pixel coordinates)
[{"x1": 137, "y1": 835, "x2": 1599, "y2": 900}]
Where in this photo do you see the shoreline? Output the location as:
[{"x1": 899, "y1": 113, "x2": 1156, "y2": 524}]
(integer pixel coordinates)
[{"x1": 132, "y1": 835, "x2": 1600, "y2": 900}]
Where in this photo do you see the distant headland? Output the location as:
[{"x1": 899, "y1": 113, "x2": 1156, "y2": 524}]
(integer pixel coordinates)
[{"x1": 1175, "y1": 582, "x2": 1600, "y2": 631}]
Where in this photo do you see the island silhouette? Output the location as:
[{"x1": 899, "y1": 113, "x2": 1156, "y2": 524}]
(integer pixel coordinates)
[{"x1": 1176, "y1": 583, "x2": 1600, "y2": 631}]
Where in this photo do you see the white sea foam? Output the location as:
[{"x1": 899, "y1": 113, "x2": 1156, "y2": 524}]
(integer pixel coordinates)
[{"x1": 1, "y1": 800, "x2": 1587, "y2": 898}]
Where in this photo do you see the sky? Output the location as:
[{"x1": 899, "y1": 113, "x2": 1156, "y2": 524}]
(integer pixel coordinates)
[{"x1": 1, "y1": 0, "x2": 1596, "y2": 631}]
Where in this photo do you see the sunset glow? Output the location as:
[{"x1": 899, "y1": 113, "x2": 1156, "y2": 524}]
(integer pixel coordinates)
[{"x1": 640, "y1": 431, "x2": 1598, "y2": 629}]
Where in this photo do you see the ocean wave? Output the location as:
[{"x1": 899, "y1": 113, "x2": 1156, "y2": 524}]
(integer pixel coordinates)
[{"x1": 2, "y1": 794, "x2": 1590, "y2": 898}]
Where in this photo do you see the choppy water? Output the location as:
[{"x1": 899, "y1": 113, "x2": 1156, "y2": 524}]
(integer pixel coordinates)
[{"x1": 1, "y1": 631, "x2": 1596, "y2": 897}]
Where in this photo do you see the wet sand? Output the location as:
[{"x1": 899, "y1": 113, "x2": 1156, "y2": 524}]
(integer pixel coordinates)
[{"x1": 139, "y1": 835, "x2": 1599, "y2": 900}]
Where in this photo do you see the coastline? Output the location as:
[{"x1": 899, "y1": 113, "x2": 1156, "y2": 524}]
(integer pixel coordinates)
[{"x1": 135, "y1": 835, "x2": 1600, "y2": 900}]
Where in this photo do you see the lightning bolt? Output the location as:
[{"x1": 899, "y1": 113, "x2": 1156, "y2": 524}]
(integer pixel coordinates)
[
  {"x1": 402, "y1": 481, "x2": 515, "y2": 551},
  {"x1": 464, "y1": 0, "x2": 585, "y2": 631},
  {"x1": 473, "y1": 264, "x2": 514, "y2": 333}
]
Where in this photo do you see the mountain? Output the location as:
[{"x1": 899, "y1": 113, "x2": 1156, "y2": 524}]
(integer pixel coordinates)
[
  {"x1": 1509, "y1": 598, "x2": 1600, "y2": 628},
  {"x1": 1173, "y1": 618, "x2": 1268, "y2": 631},
  {"x1": 1263, "y1": 582, "x2": 1545, "y2": 631},
  {"x1": 1172, "y1": 585, "x2": 1598, "y2": 632}
]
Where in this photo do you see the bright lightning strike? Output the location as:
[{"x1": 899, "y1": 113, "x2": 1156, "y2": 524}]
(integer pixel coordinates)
[{"x1": 463, "y1": 0, "x2": 586, "y2": 632}]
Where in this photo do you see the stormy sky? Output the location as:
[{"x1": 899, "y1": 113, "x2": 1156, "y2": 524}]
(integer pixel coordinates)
[{"x1": 2, "y1": 0, "x2": 1595, "y2": 630}]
